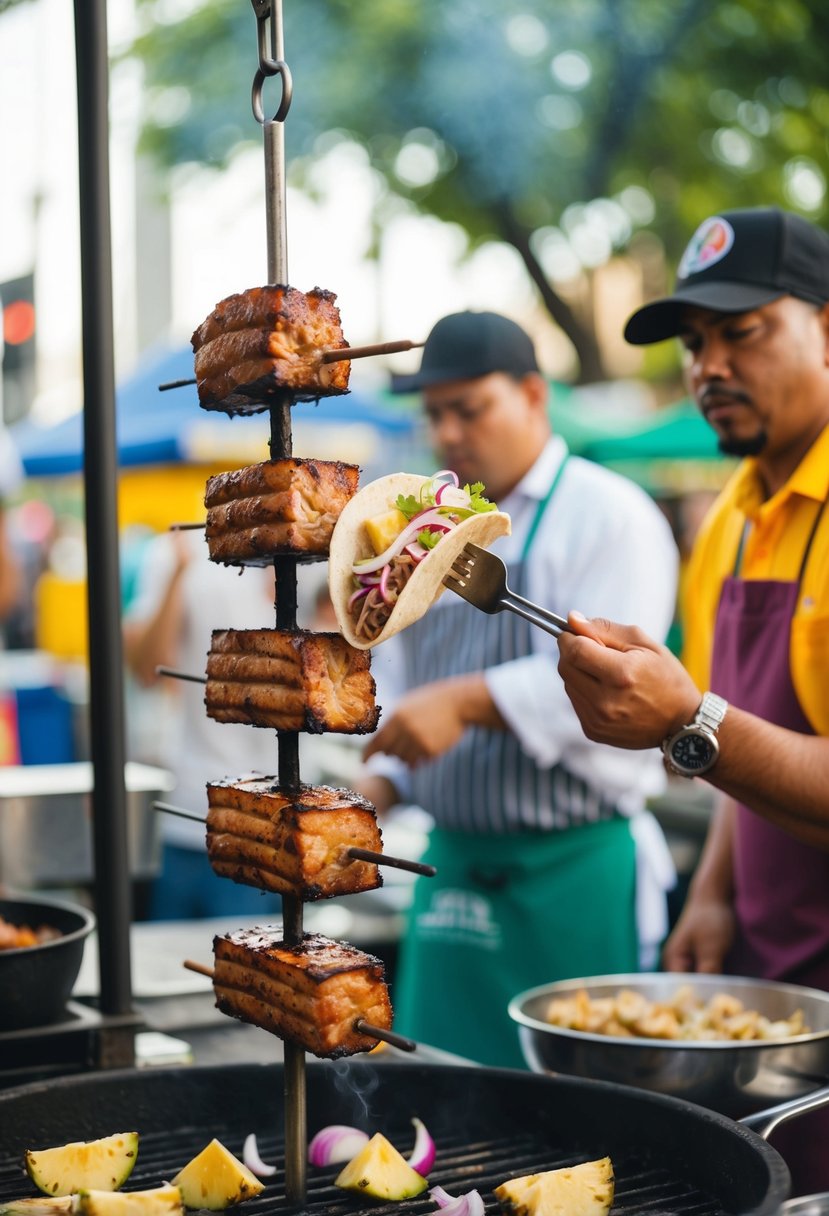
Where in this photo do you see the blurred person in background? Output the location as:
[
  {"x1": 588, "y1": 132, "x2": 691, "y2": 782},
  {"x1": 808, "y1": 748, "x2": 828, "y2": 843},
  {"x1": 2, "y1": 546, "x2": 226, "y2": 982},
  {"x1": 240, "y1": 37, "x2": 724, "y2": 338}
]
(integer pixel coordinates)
[
  {"x1": 124, "y1": 528, "x2": 282, "y2": 920},
  {"x1": 352, "y1": 310, "x2": 680, "y2": 1068},
  {"x1": 557, "y1": 207, "x2": 829, "y2": 1192}
]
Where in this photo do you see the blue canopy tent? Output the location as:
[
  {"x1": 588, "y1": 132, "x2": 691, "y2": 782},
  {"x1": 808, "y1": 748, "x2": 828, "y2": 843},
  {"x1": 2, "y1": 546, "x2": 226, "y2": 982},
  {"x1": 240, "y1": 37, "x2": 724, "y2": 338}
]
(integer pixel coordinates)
[{"x1": 12, "y1": 345, "x2": 419, "y2": 478}]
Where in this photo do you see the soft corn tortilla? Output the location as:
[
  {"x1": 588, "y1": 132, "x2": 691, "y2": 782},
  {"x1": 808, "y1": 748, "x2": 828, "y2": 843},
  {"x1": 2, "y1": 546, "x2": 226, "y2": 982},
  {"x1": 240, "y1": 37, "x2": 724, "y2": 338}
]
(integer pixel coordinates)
[{"x1": 329, "y1": 472, "x2": 511, "y2": 650}]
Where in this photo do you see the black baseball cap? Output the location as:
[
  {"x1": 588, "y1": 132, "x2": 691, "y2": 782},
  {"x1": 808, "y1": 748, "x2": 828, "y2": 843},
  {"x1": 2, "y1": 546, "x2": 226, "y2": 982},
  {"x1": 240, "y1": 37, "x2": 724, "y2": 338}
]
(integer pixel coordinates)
[
  {"x1": 390, "y1": 310, "x2": 540, "y2": 393},
  {"x1": 625, "y1": 207, "x2": 829, "y2": 345}
]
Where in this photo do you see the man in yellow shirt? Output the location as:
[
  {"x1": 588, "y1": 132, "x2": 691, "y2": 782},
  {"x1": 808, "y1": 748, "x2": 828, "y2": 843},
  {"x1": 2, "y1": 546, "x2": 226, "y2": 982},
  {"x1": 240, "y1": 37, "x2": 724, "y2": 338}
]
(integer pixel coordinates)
[{"x1": 556, "y1": 207, "x2": 829, "y2": 1194}]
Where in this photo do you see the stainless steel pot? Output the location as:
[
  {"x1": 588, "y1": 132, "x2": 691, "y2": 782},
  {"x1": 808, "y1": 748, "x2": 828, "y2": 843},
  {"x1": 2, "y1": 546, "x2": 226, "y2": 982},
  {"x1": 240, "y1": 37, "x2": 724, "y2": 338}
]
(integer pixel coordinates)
[
  {"x1": 0, "y1": 761, "x2": 172, "y2": 885},
  {"x1": 509, "y1": 972, "x2": 829, "y2": 1119}
]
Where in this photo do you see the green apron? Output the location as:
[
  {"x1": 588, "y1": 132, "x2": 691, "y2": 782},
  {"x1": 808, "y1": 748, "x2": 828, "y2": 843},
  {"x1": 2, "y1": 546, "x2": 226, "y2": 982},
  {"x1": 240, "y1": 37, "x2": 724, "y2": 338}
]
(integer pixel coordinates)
[
  {"x1": 393, "y1": 820, "x2": 637, "y2": 1068},
  {"x1": 392, "y1": 454, "x2": 639, "y2": 1067}
]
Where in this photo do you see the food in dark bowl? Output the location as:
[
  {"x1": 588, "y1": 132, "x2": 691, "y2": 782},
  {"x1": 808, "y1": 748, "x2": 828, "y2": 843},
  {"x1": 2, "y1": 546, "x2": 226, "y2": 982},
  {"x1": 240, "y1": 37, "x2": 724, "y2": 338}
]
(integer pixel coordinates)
[{"x1": 0, "y1": 894, "x2": 96, "y2": 1032}]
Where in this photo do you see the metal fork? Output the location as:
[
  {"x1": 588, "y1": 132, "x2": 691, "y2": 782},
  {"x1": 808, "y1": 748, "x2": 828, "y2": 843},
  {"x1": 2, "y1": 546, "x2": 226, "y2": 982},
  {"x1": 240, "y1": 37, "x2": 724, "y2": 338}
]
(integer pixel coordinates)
[{"x1": 442, "y1": 542, "x2": 574, "y2": 638}]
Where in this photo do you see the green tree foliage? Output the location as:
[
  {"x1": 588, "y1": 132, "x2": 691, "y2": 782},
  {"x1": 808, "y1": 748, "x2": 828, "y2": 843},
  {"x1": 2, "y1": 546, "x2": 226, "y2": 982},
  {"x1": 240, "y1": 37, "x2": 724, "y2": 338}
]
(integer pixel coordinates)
[{"x1": 128, "y1": 0, "x2": 829, "y2": 380}]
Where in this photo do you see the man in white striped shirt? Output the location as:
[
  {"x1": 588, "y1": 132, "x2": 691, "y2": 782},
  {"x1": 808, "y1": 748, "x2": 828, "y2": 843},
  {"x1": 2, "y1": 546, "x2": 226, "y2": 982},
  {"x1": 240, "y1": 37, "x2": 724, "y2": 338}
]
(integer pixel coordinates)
[{"x1": 355, "y1": 311, "x2": 679, "y2": 1067}]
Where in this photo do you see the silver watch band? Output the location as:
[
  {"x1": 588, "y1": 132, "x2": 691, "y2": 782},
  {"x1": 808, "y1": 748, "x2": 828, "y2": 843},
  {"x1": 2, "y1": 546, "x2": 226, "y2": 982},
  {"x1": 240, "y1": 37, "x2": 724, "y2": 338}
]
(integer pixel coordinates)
[{"x1": 696, "y1": 691, "x2": 728, "y2": 734}]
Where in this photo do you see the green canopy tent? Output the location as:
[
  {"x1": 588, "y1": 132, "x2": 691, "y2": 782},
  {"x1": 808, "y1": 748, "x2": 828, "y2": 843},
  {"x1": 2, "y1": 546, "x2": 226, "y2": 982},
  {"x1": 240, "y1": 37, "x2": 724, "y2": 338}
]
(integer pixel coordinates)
[{"x1": 574, "y1": 398, "x2": 736, "y2": 495}]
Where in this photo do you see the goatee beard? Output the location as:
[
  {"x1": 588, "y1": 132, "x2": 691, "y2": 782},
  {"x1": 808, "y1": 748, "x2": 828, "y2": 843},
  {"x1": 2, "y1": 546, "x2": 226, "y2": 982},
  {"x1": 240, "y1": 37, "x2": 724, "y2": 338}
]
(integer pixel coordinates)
[{"x1": 718, "y1": 429, "x2": 768, "y2": 458}]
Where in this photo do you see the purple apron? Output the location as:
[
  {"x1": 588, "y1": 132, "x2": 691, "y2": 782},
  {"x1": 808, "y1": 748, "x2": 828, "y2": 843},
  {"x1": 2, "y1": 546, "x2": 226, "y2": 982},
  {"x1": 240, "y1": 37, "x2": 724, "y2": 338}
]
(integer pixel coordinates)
[{"x1": 710, "y1": 497, "x2": 829, "y2": 1193}]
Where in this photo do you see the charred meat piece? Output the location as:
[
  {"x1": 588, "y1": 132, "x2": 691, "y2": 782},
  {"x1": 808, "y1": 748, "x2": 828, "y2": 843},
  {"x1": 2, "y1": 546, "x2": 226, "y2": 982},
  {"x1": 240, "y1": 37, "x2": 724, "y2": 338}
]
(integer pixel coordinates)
[
  {"x1": 205, "y1": 629, "x2": 380, "y2": 733},
  {"x1": 191, "y1": 285, "x2": 350, "y2": 413},
  {"x1": 213, "y1": 929, "x2": 393, "y2": 1058},
  {"x1": 204, "y1": 457, "x2": 359, "y2": 567},
  {"x1": 206, "y1": 778, "x2": 383, "y2": 900}
]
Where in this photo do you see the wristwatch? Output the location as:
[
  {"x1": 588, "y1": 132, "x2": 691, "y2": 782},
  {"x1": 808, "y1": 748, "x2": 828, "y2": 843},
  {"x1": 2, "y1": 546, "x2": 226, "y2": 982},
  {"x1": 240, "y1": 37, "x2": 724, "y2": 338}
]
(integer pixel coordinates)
[{"x1": 662, "y1": 691, "x2": 728, "y2": 778}]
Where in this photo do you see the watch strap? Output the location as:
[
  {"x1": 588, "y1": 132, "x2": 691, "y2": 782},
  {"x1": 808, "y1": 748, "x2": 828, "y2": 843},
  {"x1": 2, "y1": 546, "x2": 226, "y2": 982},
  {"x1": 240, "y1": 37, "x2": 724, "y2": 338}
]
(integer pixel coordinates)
[{"x1": 696, "y1": 691, "x2": 728, "y2": 735}]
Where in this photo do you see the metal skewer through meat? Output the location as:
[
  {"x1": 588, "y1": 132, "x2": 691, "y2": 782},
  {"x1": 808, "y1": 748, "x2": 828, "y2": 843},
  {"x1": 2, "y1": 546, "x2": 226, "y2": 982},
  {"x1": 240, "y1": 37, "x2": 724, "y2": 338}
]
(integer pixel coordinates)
[
  {"x1": 204, "y1": 457, "x2": 358, "y2": 567},
  {"x1": 205, "y1": 628, "x2": 380, "y2": 733},
  {"x1": 182, "y1": 929, "x2": 412, "y2": 1057},
  {"x1": 153, "y1": 796, "x2": 438, "y2": 887}
]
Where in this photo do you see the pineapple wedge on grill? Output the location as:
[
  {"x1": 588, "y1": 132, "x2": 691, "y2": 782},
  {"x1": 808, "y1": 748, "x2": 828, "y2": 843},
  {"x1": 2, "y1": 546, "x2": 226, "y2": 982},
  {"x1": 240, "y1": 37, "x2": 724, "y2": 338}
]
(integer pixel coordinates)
[
  {"x1": 25, "y1": 1134, "x2": 139, "y2": 1198},
  {"x1": 76, "y1": 1187, "x2": 183, "y2": 1216},
  {"x1": 494, "y1": 1157, "x2": 614, "y2": 1216},
  {"x1": 171, "y1": 1140, "x2": 263, "y2": 1211},
  {"x1": 335, "y1": 1133, "x2": 427, "y2": 1202}
]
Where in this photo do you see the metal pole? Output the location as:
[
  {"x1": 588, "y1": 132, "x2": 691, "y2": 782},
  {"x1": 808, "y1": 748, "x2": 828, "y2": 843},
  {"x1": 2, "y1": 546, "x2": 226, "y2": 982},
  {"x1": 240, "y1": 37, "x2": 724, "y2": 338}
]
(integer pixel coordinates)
[{"x1": 73, "y1": 0, "x2": 134, "y2": 1022}]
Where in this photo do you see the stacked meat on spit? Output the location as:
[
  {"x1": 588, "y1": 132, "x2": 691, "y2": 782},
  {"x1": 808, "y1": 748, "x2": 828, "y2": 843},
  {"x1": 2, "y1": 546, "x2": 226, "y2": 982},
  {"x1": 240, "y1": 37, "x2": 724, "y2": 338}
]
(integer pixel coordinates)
[
  {"x1": 204, "y1": 457, "x2": 359, "y2": 567},
  {"x1": 177, "y1": 283, "x2": 421, "y2": 1060},
  {"x1": 192, "y1": 285, "x2": 350, "y2": 412}
]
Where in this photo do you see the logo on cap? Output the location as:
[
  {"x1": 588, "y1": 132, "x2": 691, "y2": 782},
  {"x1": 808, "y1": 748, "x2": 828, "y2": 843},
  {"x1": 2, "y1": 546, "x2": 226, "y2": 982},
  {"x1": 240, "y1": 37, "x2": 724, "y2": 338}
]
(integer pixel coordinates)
[{"x1": 677, "y1": 216, "x2": 735, "y2": 280}]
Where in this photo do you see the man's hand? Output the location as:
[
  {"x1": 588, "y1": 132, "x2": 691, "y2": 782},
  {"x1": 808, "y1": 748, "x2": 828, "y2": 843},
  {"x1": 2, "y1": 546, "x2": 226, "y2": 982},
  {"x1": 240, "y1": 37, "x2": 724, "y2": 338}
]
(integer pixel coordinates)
[
  {"x1": 662, "y1": 895, "x2": 736, "y2": 974},
  {"x1": 363, "y1": 674, "x2": 503, "y2": 768},
  {"x1": 557, "y1": 613, "x2": 701, "y2": 750}
]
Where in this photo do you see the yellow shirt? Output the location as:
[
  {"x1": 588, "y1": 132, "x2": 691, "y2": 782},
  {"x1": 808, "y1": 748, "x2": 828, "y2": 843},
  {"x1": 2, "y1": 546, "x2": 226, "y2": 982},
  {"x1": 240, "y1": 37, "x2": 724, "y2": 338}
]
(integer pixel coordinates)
[{"x1": 682, "y1": 422, "x2": 829, "y2": 736}]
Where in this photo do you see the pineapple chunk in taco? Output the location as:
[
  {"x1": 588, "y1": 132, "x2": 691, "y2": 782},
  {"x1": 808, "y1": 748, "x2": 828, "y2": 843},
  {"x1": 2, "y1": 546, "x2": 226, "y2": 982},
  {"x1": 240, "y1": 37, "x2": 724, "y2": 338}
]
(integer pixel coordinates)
[{"x1": 329, "y1": 470, "x2": 511, "y2": 649}]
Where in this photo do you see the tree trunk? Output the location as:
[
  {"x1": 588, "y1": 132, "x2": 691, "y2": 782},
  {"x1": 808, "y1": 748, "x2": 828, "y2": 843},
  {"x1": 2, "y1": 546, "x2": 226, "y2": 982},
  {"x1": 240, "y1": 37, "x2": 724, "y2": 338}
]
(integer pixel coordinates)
[{"x1": 496, "y1": 205, "x2": 606, "y2": 384}]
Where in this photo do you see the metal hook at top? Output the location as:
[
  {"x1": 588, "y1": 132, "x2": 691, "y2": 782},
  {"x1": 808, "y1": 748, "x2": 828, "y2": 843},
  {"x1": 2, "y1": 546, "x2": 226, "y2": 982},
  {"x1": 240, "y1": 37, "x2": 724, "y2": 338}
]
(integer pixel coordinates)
[
  {"x1": 252, "y1": 62, "x2": 293, "y2": 125},
  {"x1": 251, "y1": 0, "x2": 293, "y2": 123}
]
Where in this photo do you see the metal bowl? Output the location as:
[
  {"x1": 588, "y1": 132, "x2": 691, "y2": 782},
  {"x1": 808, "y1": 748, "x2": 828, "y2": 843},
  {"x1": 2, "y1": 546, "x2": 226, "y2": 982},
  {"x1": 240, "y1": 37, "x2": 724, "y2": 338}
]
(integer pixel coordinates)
[
  {"x1": 509, "y1": 972, "x2": 829, "y2": 1119},
  {"x1": 778, "y1": 1197, "x2": 829, "y2": 1215},
  {"x1": 0, "y1": 893, "x2": 96, "y2": 1031}
]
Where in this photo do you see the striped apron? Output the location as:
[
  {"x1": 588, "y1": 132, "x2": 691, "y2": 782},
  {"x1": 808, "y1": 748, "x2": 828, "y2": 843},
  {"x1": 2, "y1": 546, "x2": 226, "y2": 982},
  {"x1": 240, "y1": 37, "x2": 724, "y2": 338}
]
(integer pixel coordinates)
[{"x1": 391, "y1": 458, "x2": 638, "y2": 1067}]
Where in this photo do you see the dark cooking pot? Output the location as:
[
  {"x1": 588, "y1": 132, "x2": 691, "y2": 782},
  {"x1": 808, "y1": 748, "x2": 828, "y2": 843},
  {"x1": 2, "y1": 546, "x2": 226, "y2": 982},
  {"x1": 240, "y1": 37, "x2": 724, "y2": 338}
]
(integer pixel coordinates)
[
  {"x1": 509, "y1": 972, "x2": 829, "y2": 1119},
  {"x1": 0, "y1": 893, "x2": 96, "y2": 1031},
  {"x1": 0, "y1": 1061, "x2": 794, "y2": 1214}
]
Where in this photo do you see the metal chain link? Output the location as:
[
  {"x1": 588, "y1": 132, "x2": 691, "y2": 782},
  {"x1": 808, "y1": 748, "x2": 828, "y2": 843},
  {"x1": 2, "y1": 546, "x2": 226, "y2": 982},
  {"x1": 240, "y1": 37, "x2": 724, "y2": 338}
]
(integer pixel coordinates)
[{"x1": 251, "y1": 0, "x2": 293, "y2": 124}]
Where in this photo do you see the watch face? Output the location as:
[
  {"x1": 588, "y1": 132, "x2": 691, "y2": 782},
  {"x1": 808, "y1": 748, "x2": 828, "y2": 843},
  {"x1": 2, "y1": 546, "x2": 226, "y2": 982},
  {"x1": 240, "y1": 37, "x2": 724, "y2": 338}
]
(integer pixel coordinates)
[{"x1": 671, "y1": 730, "x2": 716, "y2": 773}]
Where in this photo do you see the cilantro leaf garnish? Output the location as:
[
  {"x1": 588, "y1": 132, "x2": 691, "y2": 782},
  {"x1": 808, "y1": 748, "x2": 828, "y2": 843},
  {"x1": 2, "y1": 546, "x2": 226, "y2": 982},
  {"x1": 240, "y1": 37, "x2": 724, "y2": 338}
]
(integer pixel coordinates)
[
  {"x1": 395, "y1": 493, "x2": 422, "y2": 519},
  {"x1": 417, "y1": 529, "x2": 442, "y2": 550},
  {"x1": 465, "y1": 482, "x2": 497, "y2": 513}
]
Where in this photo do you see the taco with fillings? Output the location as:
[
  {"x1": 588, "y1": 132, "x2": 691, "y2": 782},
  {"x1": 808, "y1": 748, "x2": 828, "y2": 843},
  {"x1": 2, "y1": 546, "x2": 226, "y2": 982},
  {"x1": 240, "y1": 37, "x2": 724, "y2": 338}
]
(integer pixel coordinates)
[{"x1": 329, "y1": 469, "x2": 511, "y2": 649}]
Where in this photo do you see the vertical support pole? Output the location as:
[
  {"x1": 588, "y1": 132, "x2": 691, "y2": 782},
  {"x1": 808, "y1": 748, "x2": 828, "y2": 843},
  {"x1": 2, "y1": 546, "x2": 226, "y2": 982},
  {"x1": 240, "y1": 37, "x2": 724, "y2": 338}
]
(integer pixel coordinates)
[
  {"x1": 258, "y1": 3, "x2": 306, "y2": 1197},
  {"x1": 72, "y1": 0, "x2": 134, "y2": 1025}
]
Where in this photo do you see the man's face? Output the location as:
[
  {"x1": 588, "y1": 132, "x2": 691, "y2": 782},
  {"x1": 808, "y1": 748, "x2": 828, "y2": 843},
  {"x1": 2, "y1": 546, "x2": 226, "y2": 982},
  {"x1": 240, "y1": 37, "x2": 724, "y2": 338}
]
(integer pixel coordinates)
[
  {"x1": 678, "y1": 296, "x2": 829, "y2": 459},
  {"x1": 422, "y1": 372, "x2": 543, "y2": 501}
]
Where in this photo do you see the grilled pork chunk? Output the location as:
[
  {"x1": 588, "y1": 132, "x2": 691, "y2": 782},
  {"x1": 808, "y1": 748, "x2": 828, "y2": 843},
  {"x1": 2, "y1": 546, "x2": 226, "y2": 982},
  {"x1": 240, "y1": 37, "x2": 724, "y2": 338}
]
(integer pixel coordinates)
[
  {"x1": 206, "y1": 778, "x2": 383, "y2": 900},
  {"x1": 204, "y1": 457, "x2": 359, "y2": 567},
  {"x1": 205, "y1": 629, "x2": 379, "y2": 733},
  {"x1": 213, "y1": 929, "x2": 393, "y2": 1058},
  {"x1": 191, "y1": 285, "x2": 350, "y2": 412}
]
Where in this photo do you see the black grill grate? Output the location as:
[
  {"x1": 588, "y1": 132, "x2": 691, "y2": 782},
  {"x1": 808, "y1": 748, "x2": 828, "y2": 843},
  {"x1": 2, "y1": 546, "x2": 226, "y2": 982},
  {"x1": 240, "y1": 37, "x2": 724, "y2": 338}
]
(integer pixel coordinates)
[
  {"x1": 0, "y1": 1063, "x2": 785, "y2": 1215},
  {"x1": 0, "y1": 1121, "x2": 725, "y2": 1216}
]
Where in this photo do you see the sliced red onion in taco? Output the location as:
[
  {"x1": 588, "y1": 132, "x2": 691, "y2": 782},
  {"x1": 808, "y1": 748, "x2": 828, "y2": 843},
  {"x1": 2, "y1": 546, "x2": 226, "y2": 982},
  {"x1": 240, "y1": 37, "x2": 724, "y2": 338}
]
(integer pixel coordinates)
[{"x1": 329, "y1": 470, "x2": 511, "y2": 649}]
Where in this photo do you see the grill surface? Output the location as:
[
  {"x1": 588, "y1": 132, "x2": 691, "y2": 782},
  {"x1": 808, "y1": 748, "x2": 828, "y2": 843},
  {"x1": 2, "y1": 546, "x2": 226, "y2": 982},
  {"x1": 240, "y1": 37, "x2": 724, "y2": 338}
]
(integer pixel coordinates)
[
  {"x1": 0, "y1": 1062, "x2": 788, "y2": 1216},
  {"x1": 0, "y1": 1122, "x2": 722, "y2": 1215}
]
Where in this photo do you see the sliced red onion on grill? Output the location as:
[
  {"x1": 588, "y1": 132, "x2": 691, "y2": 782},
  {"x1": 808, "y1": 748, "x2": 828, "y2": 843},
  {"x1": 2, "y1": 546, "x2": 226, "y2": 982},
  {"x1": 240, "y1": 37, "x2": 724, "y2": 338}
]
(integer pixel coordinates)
[
  {"x1": 430, "y1": 1185, "x2": 485, "y2": 1216},
  {"x1": 405, "y1": 1117, "x2": 435, "y2": 1176},
  {"x1": 242, "y1": 1133, "x2": 276, "y2": 1177},
  {"x1": 308, "y1": 1125, "x2": 370, "y2": 1166}
]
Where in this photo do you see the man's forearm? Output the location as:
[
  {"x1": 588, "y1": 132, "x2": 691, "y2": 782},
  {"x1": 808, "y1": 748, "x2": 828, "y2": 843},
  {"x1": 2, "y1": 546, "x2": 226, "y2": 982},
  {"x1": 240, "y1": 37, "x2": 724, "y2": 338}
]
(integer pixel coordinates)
[
  {"x1": 707, "y1": 708, "x2": 829, "y2": 849},
  {"x1": 686, "y1": 796, "x2": 735, "y2": 903},
  {"x1": 123, "y1": 566, "x2": 187, "y2": 685}
]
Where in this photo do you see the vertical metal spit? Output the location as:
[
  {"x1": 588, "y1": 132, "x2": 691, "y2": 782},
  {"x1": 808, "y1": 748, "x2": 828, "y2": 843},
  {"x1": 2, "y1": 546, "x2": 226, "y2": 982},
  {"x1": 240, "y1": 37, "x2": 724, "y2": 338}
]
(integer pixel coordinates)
[{"x1": 250, "y1": 1, "x2": 306, "y2": 1202}]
